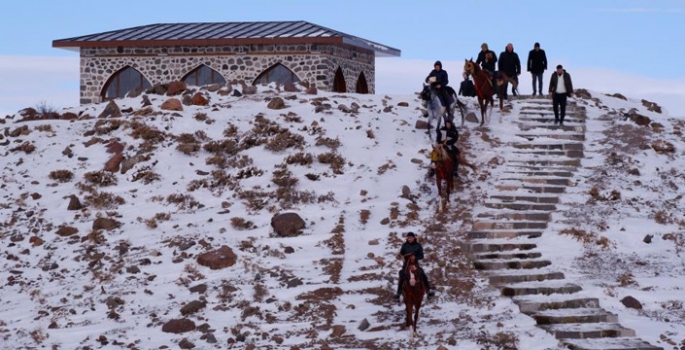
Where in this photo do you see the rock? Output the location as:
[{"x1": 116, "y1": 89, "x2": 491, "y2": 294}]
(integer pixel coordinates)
[
  {"x1": 120, "y1": 154, "x2": 146, "y2": 174},
  {"x1": 287, "y1": 278, "x2": 303, "y2": 288},
  {"x1": 62, "y1": 112, "x2": 78, "y2": 120},
  {"x1": 192, "y1": 93, "x2": 209, "y2": 106},
  {"x1": 104, "y1": 153, "x2": 124, "y2": 172},
  {"x1": 205, "y1": 333, "x2": 217, "y2": 344},
  {"x1": 10, "y1": 235, "x2": 24, "y2": 242},
  {"x1": 162, "y1": 319, "x2": 196, "y2": 334},
  {"x1": 105, "y1": 142, "x2": 125, "y2": 154},
  {"x1": 283, "y1": 82, "x2": 300, "y2": 92},
  {"x1": 231, "y1": 89, "x2": 242, "y2": 97},
  {"x1": 196, "y1": 245, "x2": 237, "y2": 270},
  {"x1": 141, "y1": 95, "x2": 152, "y2": 107},
  {"x1": 182, "y1": 94, "x2": 193, "y2": 106},
  {"x1": 98, "y1": 100, "x2": 122, "y2": 119},
  {"x1": 206, "y1": 83, "x2": 223, "y2": 92},
  {"x1": 127, "y1": 87, "x2": 144, "y2": 98},
  {"x1": 189, "y1": 284, "x2": 207, "y2": 294},
  {"x1": 368, "y1": 239, "x2": 379, "y2": 245},
  {"x1": 62, "y1": 146, "x2": 73, "y2": 158},
  {"x1": 383, "y1": 106, "x2": 393, "y2": 113},
  {"x1": 437, "y1": 345, "x2": 449, "y2": 350},
  {"x1": 330, "y1": 325, "x2": 346, "y2": 337},
  {"x1": 306, "y1": 86, "x2": 318, "y2": 95},
  {"x1": 9, "y1": 125, "x2": 29, "y2": 137},
  {"x1": 239, "y1": 80, "x2": 257, "y2": 95},
  {"x1": 380, "y1": 218, "x2": 390, "y2": 225},
  {"x1": 178, "y1": 338, "x2": 195, "y2": 349},
  {"x1": 358, "y1": 318, "x2": 370, "y2": 331},
  {"x1": 610, "y1": 93, "x2": 627, "y2": 100},
  {"x1": 284, "y1": 246, "x2": 295, "y2": 254},
  {"x1": 574, "y1": 89, "x2": 592, "y2": 99},
  {"x1": 397, "y1": 102, "x2": 409, "y2": 107},
  {"x1": 271, "y1": 212, "x2": 306, "y2": 237},
  {"x1": 415, "y1": 120, "x2": 430, "y2": 130},
  {"x1": 465, "y1": 111, "x2": 479, "y2": 123},
  {"x1": 643, "y1": 234, "x2": 653, "y2": 244},
  {"x1": 651, "y1": 140, "x2": 675, "y2": 154},
  {"x1": 267, "y1": 97, "x2": 286, "y2": 110},
  {"x1": 620, "y1": 296, "x2": 642, "y2": 310},
  {"x1": 93, "y1": 218, "x2": 121, "y2": 231},
  {"x1": 167, "y1": 81, "x2": 187, "y2": 96},
  {"x1": 401, "y1": 185, "x2": 411, "y2": 198},
  {"x1": 56, "y1": 226, "x2": 78, "y2": 237},
  {"x1": 29, "y1": 236, "x2": 44, "y2": 246},
  {"x1": 338, "y1": 104, "x2": 351, "y2": 113},
  {"x1": 161, "y1": 98, "x2": 183, "y2": 111},
  {"x1": 105, "y1": 296, "x2": 125, "y2": 309},
  {"x1": 180, "y1": 300, "x2": 206, "y2": 316}
]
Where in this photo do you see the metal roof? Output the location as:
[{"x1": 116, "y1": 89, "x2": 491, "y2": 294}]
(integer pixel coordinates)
[{"x1": 52, "y1": 21, "x2": 401, "y2": 57}]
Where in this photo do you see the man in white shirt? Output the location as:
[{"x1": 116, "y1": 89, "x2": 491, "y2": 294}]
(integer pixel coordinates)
[{"x1": 548, "y1": 65, "x2": 574, "y2": 126}]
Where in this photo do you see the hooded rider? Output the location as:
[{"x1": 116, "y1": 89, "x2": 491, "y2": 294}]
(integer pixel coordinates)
[
  {"x1": 436, "y1": 119, "x2": 460, "y2": 177},
  {"x1": 425, "y1": 61, "x2": 453, "y2": 119}
]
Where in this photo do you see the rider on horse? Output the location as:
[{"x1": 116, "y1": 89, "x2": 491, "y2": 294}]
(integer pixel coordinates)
[
  {"x1": 476, "y1": 43, "x2": 499, "y2": 96},
  {"x1": 436, "y1": 119, "x2": 460, "y2": 177},
  {"x1": 394, "y1": 232, "x2": 434, "y2": 300},
  {"x1": 425, "y1": 61, "x2": 454, "y2": 120}
]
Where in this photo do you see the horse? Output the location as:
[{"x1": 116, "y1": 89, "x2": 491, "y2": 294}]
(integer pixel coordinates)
[
  {"x1": 463, "y1": 59, "x2": 517, "y2": 125},
  {"x1": 431, "y1": 143, "x2": 455, "y2": 211},
  {"x1": 420, "y1": 84, "x2": 466, "y2": 130},
  {"x1": 401, "y1": 254, "x2": 425, "y2": 343}
]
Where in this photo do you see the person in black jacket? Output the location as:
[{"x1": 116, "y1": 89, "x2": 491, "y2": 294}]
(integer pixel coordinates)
[
  {"x1": 458, "y1": 72, "x2": 476, "y2": 97},
  {"x1": 425, "y1": 60, "x2": 453, "y2": 119},
  {"x1": 548, "y1": 65, "x2": 574, "y2": 126},
  {"x1": 476, "y1": 43, "x2": 498, "y2": 97},
  {"x1": 436, "y1": 119, "x2": 460, "y2": 176},
  {"x1": 498, "y1": 43, "x2": 521, "y2": 99},
  {"x1": 527, "y1": 42, "x2": 548, "y2": 96},
  {"x1": 394, "y1": 232, "x2": 434, "y2": 300}
]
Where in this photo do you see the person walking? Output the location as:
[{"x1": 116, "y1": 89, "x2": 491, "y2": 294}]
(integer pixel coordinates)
[
  {"x1": 548, "y1": 65, "x2": 574, "y2": 126},
  {"x1": 498, "y1": 43, "x2": 521, "y2": 99},
  {"x1": 458, "y1": 72, "x2": 476, "y2": 97},
  {"x1": 527, "y1": 42, "x2": 548, "y2": 96}
]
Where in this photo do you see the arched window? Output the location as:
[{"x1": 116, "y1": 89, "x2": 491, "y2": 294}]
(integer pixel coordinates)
[
  {"x1": 333, "y1": 67, "x2": 347, "y2": 93},
  {"x1": 102, "y1": 66, "x2": 151, "y2": 100},
  {"x1": 183, "y1": 65, "x2": 226, "y2": 86},
  {"x1": 253, "y1": 63, "x2": 300, "y2": 86},
  {"x1": 355, "y1": 71, "x2": 369, "y2": 94}
]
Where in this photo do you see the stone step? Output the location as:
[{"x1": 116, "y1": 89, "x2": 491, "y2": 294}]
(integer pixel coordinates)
[
  {"x1": 512, "y1": 143, "x2": 584, "y2": 151},
  {"x1": 514, "y1": 296, "x2": 600, "y2": 313},
  {"x1": 472, "y1": 220, "x2": 548, "y2": 230},
  {"x1": 517, "y1": 133, "x2": 586, "y2": 141},
  {"x1": 518, "y1": 116, "x2": 586, "y2": 124},
  {"x1": 465, "y1": 240, "x2": 538, "y2": 253},
  {"x1": 502, "y1": 170, "x2": 575, "y2": 178},
  {"x1": 532, "y1": 307, "x2": 619, "y2": 324},
  {"x1": 562, "y1": 337, "x2": 664, "y2": 350},
  {"x1": 489, "y1": 270, "x2": 565, "y2": 285},
  {"x1": 508, "y1": 159, "x2": 582, "y2": 167},
  {"x1": 501, "y1": 280, "x2": 582, "y2": 297},
  {"x1": 512, "y1": 149, "x2": 585, "y2": 158},
  {"x1": 495, "y1": 185, "x2": 568, "y2": 194},
  {"x1": 504, "y1": 164, "x2": 579, "y2": 173},
  {"x1": 472, "y1": 251, "x2": 543, "y2": 261},
  {"x1": 500, "y1": 177, "x2": 572, "y2": 186},
  {"x1": 485, "y1": 202, "x2": 557, "y2": 211},
  {"x1": 467, "y1": 230, "x2": 543, "y2": 239},
  {"x1": 490, "y1": 195, "x2": 560, "y2": 204},
  {"x1": 476, "y1": 211, "x2": 551, "y2": 221},
  {"x1": 541, "y1": 322, "x2": 636, "y2": 340},
  {"x1": 474, "y1": 258, "x2": 552, "y2": 271},
  {"x1": 519, "y1": 124, "x2": 587, "y2": 133}
]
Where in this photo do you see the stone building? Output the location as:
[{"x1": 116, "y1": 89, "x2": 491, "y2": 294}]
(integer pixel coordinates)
[{"x1": 52, "y1": 21, "x2": 401, "y2": 104}]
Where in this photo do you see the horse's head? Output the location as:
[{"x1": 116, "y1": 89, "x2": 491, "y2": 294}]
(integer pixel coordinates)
[
  {"x1": 464, "y1": 59, "x2": 477, "y2": 76},
  {"x1": 419, "y1": 84, "x2": 431, "y2": 102}
]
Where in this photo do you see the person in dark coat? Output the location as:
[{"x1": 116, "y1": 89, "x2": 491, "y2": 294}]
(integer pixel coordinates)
[
  {"x1": 458, "y1": 72, "x2": 476, "y2": 97},
  {"x1": 425, "y1": 61, "x2": 453, "y2": 119},
  {"x1": 527, "y1": 42, "x2": 548, "y2": 96},
  {"x1": 498, "y1": 43, "x2": 521, "y2": 99},
  {"x1": 394, "y1": 232, "x2": 434, "y2": 299},
  {"x1": 476, "y1": 43, "x2": 498, "y2": 97},
  {"x1": 548, "y1": 64, "x2": 574, "y2": 126},
  {"x1": 436, "y1": 119, "x2": 460, "y2": 176}
]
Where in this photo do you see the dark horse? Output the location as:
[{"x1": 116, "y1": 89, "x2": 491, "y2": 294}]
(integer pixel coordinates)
[
  {"x1": 431, "y1": 144, "x2": 455, "y2": 212},
  {"x1": 401, "y1": 254, "x2": 425, "y2": 343},
  {"x1": 420, "y1": 84, "x2": 466, "y2": 130},
  {"x1": 463, "y1": 59, "x2": 516, "y2": 125}
]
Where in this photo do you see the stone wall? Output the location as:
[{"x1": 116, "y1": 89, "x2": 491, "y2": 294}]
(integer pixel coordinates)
[{"x1": 79, "y1": 43, "x2": 376, "y2": 104}]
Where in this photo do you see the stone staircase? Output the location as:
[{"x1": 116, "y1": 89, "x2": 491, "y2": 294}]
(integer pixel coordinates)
[{"x1": 464, "y1": 97, "x2": 663, "y2": 350}]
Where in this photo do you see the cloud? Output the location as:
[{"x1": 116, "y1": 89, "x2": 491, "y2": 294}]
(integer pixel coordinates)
[{"x1": 1, "y1": 55, "x2": 684, "y2": 118}]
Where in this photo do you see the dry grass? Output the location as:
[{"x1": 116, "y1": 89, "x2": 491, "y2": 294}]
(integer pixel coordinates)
[
  {"x1": 231, "y1": 217, "x2": 256, "y2": 230},
  {"x1": 265, "y1": 130, "x2": 305, "y2": 152},
  {"x1": 83, "y1": 170, "x2": 117, "y2": 187},
  {"x1": 315, "y1": 136, "x2": 341, "y2": 150},
  {"x1": 286, "y1": 152, "x2": 313, "y2": 166},
  {"x1": 131, "y1": 167, "x2": 161, "y2": 184},
  {"x1": 49, "y1": 169, "x2": 74, "y2": 183},
  {"x1": 84, "y1": 190, "x2": 126, "y2": 209},
  {"x1": 176, "y1": 142, "x2": 201, "y2": 155},
  {"x1": 359, "y1": 209, "x2": 370, "y2": 225},
  {"x1": 317, "y1": 152, "x2": 346, "y2": 174}
]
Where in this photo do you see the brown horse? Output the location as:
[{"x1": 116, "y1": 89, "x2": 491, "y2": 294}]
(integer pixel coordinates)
[
  {"x1": 432, "y1": 144, "x2": 454, "y2": 211},
  {"x1": 464, "y1": 59, "x2": 516, "y2": 125},
  {"x1": 401, "y1": 254, "x2": 425, "y2": 343}
]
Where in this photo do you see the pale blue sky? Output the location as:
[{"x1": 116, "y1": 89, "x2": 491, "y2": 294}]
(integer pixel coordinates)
[{"x1": 1, "y1": 0, "x2": 684, "y2": 116}]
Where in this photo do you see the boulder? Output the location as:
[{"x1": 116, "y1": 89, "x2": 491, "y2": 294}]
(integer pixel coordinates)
[
  {"x1": 397, "y1": 102, "x2": 409, "y2": 107},
  {"x1": 104, "y1": 153, "x2": 124, "y2": 172},
  {"x1": 620, "y1": 296, "x2": 642, "y2": 310},
  {"x1": 267, "y1": 97, "x2": 286, "y2": 110},
  {"x1": 271, "y1": 212, "x2": 305, "y2": 237},
  {"x1": 651, "y1": 140, "x2": 675, "y2": 154},
  {"x1": 67, "y1": 195, "x2": 83, "y2": 210},
  {"x1": 98, "y1": 100, "x2": 122, "y2": 119},
  {"x1": 93, "y1": 218, "x2": 121, "y2": 231},
  {"x1": 180, "y1": 300, "x2": 206, "y2": 316},
  {"x1": 167, "y1": 81, "x2": 187, "y2": 96},
  {"x1": 161, "y1": 319, "x2": 196, "y2": 334},
  {"x1": 196, "y1": 245, "x2": 237, "y2": 270},
  {"x1": 161, "y1": 98, "x2": 183, "y2": 111},
  {"x1": 192, "y1": 93, "x2": 209, "y2": 106},
  {"x1": 283, "y1": 82, "x2": 300, "y2": 92},
  {"x1": 56, "y1": 226, "x2": 78, "y2": 237}
]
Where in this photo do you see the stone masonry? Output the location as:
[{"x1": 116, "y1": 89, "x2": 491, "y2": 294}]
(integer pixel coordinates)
[{"x1": 79, "y1": 43, "x2": 375, "y2": 104}]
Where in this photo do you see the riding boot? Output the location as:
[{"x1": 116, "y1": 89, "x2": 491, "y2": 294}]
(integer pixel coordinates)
[{"x1": 421, "y1": 271, "x2": 434, "y2": 298}]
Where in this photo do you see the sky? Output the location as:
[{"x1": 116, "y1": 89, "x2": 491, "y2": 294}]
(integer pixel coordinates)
[
  {"x1": 1, "y1": 0, "x2": 685, "y2": 116},
  {"x1": 1, "y1": 80, "x2": 683, "y2": 348}
]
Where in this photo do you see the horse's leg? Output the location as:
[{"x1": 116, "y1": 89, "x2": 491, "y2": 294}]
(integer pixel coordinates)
[
  {"x1": 478, "y1": 98, "x2": 485, "y2": 126},
  {"x1": 414, "y1": 302, "x2": 421, "y2": 334},
  {"x1": 405, "y1": 301, "x2": 413, "y2": 328}
]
